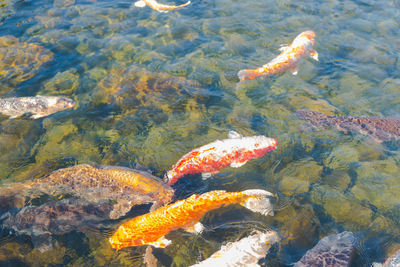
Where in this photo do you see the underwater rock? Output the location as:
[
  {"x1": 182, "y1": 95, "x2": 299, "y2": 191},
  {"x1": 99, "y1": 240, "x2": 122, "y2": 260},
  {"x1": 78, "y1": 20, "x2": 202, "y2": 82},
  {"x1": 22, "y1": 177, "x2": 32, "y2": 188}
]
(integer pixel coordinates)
[
  {"x1": 0, "y1": 36, "x2": 53, "y2": 86},
  {"x1": 40, "y1": 68, "x2": 80, "y2": 95},
  {"x1": 294, "y1": 231, "x2": 356, "y2": 267},
  {"x1": 296, "y1": 109, "x2": 400, "y2": 143},
  {"x1": 0, "y1": 198, "x2": 113, "y2": 252},
  {"x1": 276, "y1": 158, "x2": 323, "y2": 196},
  {"x1": 310, "y1": 184, "x2": 372, "y2": 228},
  {"x1": 191, "y1": 230, "x2": 279, "y2": 267},
  {"x1": 0, "y1": 95, "x2": 74, "y2": 119},
  {"x1": 0, "y1": 164, "x2": 174, "y2": 219},
  {"x1": 351, "y1": 158, "x2": 400, "y2": 213},
  {"x1": 0, "y1": 0, "x2": 14, "y2": 25}
]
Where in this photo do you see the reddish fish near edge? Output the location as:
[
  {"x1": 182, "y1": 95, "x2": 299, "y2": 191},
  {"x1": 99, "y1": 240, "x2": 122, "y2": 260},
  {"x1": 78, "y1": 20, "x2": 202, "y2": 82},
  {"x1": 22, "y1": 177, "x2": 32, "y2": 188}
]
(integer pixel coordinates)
[
  {"x1": 238, "y1": 30, "x2": 318, "y2": 81},
  {"x1": 164, "y1": 131, "x2": 277, "y2": 186}
]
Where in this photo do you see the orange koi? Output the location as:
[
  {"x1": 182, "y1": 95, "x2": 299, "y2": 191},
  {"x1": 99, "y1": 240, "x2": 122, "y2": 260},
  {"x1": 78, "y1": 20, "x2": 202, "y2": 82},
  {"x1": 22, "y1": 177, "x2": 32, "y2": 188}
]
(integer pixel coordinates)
[
  {"x1": 109, "y1": 189, "x2": 274, "y2": 250},
  {"x1": 238, "y1": 30, "x2": 318, "y2": 81}
]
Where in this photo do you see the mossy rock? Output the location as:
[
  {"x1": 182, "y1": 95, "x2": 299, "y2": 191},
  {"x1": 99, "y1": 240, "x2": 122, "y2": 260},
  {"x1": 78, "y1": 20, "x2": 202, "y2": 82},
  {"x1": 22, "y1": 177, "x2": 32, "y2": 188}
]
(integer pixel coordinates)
[
  {"x1": 310, "y1": 184, "x2": 372, "y2": 228},
  {"x1": 0, "y1": 35, "x2": 53, "y2": 86},
  {"x1": 40, "y1": 68, "x2": 80, "y2": 95},
  {"x1": 276, "y1": 158, "x2": 323, "y2": 196}
]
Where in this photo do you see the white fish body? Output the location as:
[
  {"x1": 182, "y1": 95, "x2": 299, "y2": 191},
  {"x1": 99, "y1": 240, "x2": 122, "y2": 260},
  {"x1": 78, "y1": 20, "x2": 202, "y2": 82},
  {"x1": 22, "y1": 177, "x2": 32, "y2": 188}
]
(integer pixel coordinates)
[{"x1": 191, "y1": 230, "x2": 279, "y2": 267}]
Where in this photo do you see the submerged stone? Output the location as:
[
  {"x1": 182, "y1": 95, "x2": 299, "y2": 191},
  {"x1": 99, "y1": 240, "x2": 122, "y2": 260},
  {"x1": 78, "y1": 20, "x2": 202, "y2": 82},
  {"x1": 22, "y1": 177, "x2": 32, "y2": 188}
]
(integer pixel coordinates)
[
  {"x1": 294, "y1": 231, "x2": 356, "y2": 267},
  {"x1": 0, "y1": 36, "x2": 53, "y2": 86}
]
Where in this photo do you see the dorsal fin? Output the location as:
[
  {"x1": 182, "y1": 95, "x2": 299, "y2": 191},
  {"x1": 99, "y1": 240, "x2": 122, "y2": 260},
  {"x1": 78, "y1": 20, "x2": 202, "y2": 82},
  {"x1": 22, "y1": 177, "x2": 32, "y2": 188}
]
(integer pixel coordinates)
[{"x1": 228, "y1": 130, "x2": 242, "y2": 139}]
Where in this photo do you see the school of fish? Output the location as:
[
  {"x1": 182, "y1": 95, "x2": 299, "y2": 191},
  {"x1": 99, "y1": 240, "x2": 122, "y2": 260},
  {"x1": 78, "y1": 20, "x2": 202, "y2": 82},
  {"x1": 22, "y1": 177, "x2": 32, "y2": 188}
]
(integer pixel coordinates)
[{"x1": 0, "y1": 11, "x2": 398, "y2": 265}]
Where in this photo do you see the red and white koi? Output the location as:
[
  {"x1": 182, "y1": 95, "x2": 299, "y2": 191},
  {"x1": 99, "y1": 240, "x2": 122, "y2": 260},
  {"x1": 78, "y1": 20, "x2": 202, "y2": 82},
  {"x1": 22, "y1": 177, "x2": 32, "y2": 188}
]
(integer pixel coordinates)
[
  {"x1": 134, "y1": 0, "x2": 191, "y2": 13},
  {"x1": 109, "y1": 189, "x2": 275, "y2": 250},
  {"x1": 164, "y1": 131, "x2": 277, "y2": 186},
  {"x1": 238, "y1": 30, "x2": 318, "y2": 81}
]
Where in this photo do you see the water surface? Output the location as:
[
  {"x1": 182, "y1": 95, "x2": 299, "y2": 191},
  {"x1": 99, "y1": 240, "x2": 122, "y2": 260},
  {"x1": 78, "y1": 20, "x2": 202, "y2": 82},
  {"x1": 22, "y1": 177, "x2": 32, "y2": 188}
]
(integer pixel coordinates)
[{"x1": 0, "y1": 0, "x2": 399, "y2": 265}]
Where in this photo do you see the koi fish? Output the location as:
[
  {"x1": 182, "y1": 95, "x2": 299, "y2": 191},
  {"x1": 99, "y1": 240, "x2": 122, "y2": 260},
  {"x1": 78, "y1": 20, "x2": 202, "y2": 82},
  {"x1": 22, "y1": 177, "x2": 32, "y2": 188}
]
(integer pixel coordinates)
[
  {"x1": 0, "y1": 95, "x2": 74, "y2": 119},
  {"x1": 238, "y1": 30, "x2": 318, "y2": 81},
  {"x1": 164, "y1": 131, "x2": 277, "y2": 186},
  {"x1": 0, "y1": 164, "x2": 174, "y2": 219},
  {"x1": 294, "y1": 231, "x2": 356, "y2": 267},
  {"x1": 295, "y1": 110, "x2": 400, "y2": 143},
  {"x1": 373, "y1": 249, "x2": 400, "y2": 267},
  {"x1": 191, "y1": 230, "x2": 279, "y2": 267},
  {"x1": 109, "y1": 189, "x2": 275, "y2": 250},
  {"x1": 1, "y1": 198, "x2": 113, "y2": 252},
  {"x1": 134, "y1": 0, "x2": 191, "y2": 13}
]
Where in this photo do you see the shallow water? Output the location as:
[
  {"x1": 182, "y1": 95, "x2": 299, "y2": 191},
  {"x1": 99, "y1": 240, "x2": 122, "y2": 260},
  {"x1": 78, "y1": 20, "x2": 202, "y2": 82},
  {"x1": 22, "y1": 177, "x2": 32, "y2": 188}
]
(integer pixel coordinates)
[{"x1": 0, "y1": 0, "x2": 399, "y2": 265}]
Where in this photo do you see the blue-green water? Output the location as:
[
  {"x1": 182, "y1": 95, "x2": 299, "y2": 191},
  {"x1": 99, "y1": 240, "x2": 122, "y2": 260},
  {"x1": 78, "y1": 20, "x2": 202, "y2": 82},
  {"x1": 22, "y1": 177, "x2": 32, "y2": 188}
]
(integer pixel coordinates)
[{"x1": 0, "y1": 0, "x2": 399, "y2": 265}]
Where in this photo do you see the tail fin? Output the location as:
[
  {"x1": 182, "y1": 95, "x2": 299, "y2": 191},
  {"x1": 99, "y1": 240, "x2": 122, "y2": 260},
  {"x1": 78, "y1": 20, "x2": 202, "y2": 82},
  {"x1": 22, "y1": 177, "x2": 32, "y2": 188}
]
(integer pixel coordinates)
[
  {"x1": 176, "y1": 0, "x2": 190, "y2": 8},
  {"x1": 240, "y1": 189, "x2": 275, "y2": 216},
  {"x1": 238, "y1": 69, "x2": 259, "y2": 82}
]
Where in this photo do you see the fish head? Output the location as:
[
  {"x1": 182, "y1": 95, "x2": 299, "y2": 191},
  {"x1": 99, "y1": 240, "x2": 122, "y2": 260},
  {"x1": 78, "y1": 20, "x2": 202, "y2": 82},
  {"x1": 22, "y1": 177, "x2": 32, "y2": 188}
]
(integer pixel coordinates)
[
  {"x1": 295, "y1": 30, "x2": 316, "y2": 48},
  {"x1": 300, "y1": 30, "x2": 316, "y2": 42},
  {"x1": 247, "y1": 136, "x2": 278, "y2": 157},
  {"x1": 55, "y1": 97, "x2": 75, "y2": 110}
]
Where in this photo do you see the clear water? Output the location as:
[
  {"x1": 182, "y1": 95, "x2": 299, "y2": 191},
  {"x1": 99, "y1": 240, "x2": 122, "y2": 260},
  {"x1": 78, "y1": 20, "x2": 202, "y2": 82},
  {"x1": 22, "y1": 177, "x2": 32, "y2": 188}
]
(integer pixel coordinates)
[{"x1": 0, "y1": 0, "x2": 399, "y2": 265}]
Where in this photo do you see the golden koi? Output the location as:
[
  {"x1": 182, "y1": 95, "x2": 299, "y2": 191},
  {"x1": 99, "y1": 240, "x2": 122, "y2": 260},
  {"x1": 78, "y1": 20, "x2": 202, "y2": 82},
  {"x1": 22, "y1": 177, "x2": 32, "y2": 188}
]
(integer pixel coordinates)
[
  {"x1": 238, "y1": 30, "x2": 318, "y2": 81},
  {"x1": 134, "y1": 0, "x2": 191, "y2": 13},
  {"x1": 109, "y1": 189, "x2": 274, "y2": 250}
]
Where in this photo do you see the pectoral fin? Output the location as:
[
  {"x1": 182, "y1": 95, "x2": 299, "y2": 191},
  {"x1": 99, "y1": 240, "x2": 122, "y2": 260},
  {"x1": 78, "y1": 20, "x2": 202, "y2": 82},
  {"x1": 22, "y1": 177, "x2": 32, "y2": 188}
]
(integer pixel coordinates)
[
  {"x1": 134, "y1": 0, "x2": 146, "y2": 7},
  {"x1": 183, "y1": 222, "x2": 204, "y2": 234},
  {"x1": 230, "y1": 161, "x2": 247, "y2": 168},
  {"x1": 30, "y1": 114, "x2": 45, "y2": 119},
  {"x1": 279, "y1": 45, "x2": 288, "y2": 52},
  {"x1": 310, "y1": 49, "x2": 319, "y2": 61},
  {"x1": 290, "y1": 65, "x2": 298, "y2": 75},
  {"x1": 148, "y1": 236, "x2": 171, "y2": 248},
  {"x1": 228, "y1": 130, "x2": 243, "y2": 139}
]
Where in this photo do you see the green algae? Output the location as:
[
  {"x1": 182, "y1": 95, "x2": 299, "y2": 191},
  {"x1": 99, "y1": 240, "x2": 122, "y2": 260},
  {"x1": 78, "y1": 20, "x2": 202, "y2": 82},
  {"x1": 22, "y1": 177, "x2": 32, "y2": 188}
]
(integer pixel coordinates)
[
  {"x1": 276, "y1": 158, "x2": 323, "y2": 196},
  {"x1": 0, "y1": 35, "x2": 53, "y2": 88}
]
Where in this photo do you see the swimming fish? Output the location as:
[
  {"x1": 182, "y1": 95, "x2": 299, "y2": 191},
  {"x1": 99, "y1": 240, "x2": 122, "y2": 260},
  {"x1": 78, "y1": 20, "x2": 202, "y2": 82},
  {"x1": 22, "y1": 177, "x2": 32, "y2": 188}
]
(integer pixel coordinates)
[
  {"x1": 109, "y1": 189, "x2": 275, "y2": 250},
  {"x1": 0, "y1": 198, "x2": 113, "y2": 252},
  {"x1": 0, "y1": 164, "x2": 174, "y2": 219},
  {"x1": 373, "y1": 249, "x2": 400, "y2": 267},
  {"x1": 164, "y1": 131, "x2": 277, "y2": 186},
  {"x1": 294, "y1": 231, "x2": 356, "y2": 267},
  {"x1": 191, "y1": 230, "x2": 279, "y2": 267},
  {"x1": 295, "y1": 110, "x2": 400, "y2": 143},
  {"x1": 0, "y1": 95, "x2": 74, "y2": 119},
  {"x1": 134, "y1": 0, "x2": 191, "y2": 13},
  {"x1": 238, "y1": 30, "x2": 318, "y2": 81}
]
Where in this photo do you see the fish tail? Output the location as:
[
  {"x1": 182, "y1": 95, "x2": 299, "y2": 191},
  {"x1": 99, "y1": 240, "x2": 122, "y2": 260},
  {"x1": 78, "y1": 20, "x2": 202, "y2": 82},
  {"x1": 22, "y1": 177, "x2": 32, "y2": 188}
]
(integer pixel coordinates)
[
  {"x1": 176, "y1": 0, "x2": 190, "y2": 8},
  {"x1": 240, "y1": 189, "x2": 275, "y2": 216},
  {"x1": 237, "y1": 69, "x2": 264, "y2": 82}
]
